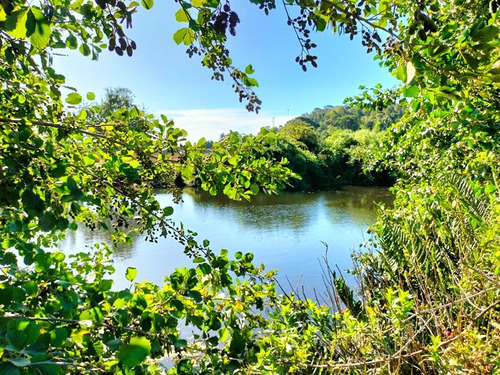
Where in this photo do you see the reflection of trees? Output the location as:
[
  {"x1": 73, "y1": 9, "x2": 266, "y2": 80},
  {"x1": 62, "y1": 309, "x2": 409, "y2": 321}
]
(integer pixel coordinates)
[
  {"x1": 323, "y1": 187, "x2": 393, "y2": 226},
  {"x1": 60, "y1": 220, "x2": 140, "y2": 260},
  {"x1": 184, "y1": 188, "x2": 319, "y2": 231},
  {"x1": 61, "y1": 187, "x2": 394, "y2": 262},
  {"x1": 183, "y1": 187, "x2": 393, "y2": 232},
  {"x1": 184, "y1": 188, "x2": 318, "y2": 207}
]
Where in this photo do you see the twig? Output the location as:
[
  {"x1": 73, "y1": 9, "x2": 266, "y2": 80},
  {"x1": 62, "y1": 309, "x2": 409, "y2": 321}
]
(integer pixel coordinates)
[
  {"x1": 403, "y1": 286, "x2": 497, "y2": 323},
  {"x1": 474, "y1": 299, "x2": 500, "y2": 321},
  {"x1": 311, "y1": 335, "x2": 460, "y2": 369}
]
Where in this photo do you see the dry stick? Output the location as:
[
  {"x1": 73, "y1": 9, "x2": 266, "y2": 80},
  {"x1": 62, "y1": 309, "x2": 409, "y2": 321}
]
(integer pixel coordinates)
[
  {"x1": 311, "y1": 298, "x2": 500, "y2": 370},
  {"x1": 374, "y1": 285, "x2": 497, "y2": 339},
  {"x1": 467, "y1": 268, "x2": 500, "y2": 287},
  {"x1": 399, "y1": 315, "x2": 435, "y2": 354},
  {"x1": 474, "y1": 299, "x2": 500, "y2": 321},
  {"x1": 402, "y1": 286, "x2": 497, "y2": 323},
  {"x1": 311, "y1": 335, "x2": 461, "y2": 370}
]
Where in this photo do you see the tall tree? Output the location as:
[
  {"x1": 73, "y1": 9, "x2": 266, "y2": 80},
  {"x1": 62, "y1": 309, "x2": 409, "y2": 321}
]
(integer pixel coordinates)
[{"x1": 97, "y1": 87, "x2": 136, "y2": 117}]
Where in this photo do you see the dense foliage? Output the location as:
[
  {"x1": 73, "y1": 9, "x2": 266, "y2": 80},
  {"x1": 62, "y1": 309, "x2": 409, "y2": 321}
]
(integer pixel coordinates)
[
  {"x1": 0, "y1": 0, "x2": 499, "y2": 374},
  {"x1": 209, "y1": 109, "x2": 400, "y2": 192},
  {"x1": 303, "y1": 103, "x2": 406, "y2": 132},
  {"x1": 260, "y1": 121, "x2": 395, "y2": 191},
  {"x1": 276, "y1": 108, "x2": 402, "y2": 190}
]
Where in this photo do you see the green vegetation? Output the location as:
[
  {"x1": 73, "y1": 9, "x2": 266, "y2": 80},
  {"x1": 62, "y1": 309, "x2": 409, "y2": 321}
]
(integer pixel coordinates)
[
  {"x1": 1, "y1": 0, "x2": 499, "y2": 375},
  {"x1": 85, "y1": 87, "x2": 138, "y2": 121},
  {"x1": 262, "y1": 106, "x2": 402, "y2": 190},
  {"x1": 305, "y1": 103, "x2": 406, "y2": 132},
  {"x1": 210, "y1": 106, "x2": 403, "y2": 192}
]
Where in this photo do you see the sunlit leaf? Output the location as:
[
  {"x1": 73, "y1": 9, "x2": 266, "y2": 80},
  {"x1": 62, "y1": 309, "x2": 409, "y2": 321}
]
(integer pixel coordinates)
[
  {"x1": 117, "y1": 336, "x2": 151, "y2": 368},
  {"x1": 65, "y1": 93, "x2": 82, "y2": 105},
  {"x1": 126, "y1": 267, "x2": 138, "y2": 282}
]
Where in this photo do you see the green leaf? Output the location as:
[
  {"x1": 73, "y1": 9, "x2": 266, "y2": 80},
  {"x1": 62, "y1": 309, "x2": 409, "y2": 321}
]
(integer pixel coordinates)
[
  {"x1": 198, "y1": 263, "x2": 211, "y2": 275},
  {"x1": 173, "y1": 28, "x2": 195, "y2": 45},
  {"x1": 462, "y1": 53, "x2": 480, "y2": 69},
  {"x1": 105, "y1": 338, "x2": 122, "y2": 351},
  {"x1": 472, "y1": 25, "x2": 499, "y2": 42},
  {"x1": 182, "y1": 164, "x2": 194, "y2": 179},
  {"x1": 27, "y1": 364, "x2": 58, "y2": 375},
  {"x1": 175, "y1": 9, "x2": 189, "y2": 22},
  {"x1": 78, "y1": 109, "x2": 87, "y2": 120},
  {"x1": 174, "y1": 339, "x2": 188, "y2": 349},
  {"x1": 0, "y1": 363, "x2": 20, "y2": 375},
  {"x1": 125, "y1": 267, "x2": 138, "y2": 282},
  {"x1": 394, "y1": 62, "x2": 407, "y2": 82},
  {"x1": 66, "y1": 34, "x2": 77, "y2": 49},
  {"x1": 65, "y1": 93, "x2": 82, "y2": 105},
  {"x1": 0, "y1": 4, "x2": 7, "y2": 21},
  {"x1": 7, "y1": 358, "x2": 30, "y2": 367},
  {"x1": 246, "y1": 77, "x2": 259, "y2": 87},
  {"x1": 22, "y1": 190, "x2": 44, "y2": 212},
  {"x1": 28, "y1": 8, "x2": 51, "y2": 50},
  {"x1": 402, "y1": 84, "x2": 419, "y2": 98},
  {"x1": 6, "y1": 330, "x2": 28, "y2": 351},
  {"x1": 6, "y1": 9, "x2": 29, "y2": 39},
  {"x1": 249, "y1": 183, "x2": 259, "y2": 195},
  {"x1": 485, "y1": 184, "x2": 496, "y2": 194},
  {"x1": 50, "y1": 327, "x2": 69, "y2": 347},
  {"x1": 163, "y1": 206, "x2": 174, "y2": 216},
  {"x1": 173, "y1": 28, "x2": 185, "y2": 44},
  {"x1": 219, "y1": 327, "x2": 229, "y2": 342},
  {"x1": 188, "y1": 290, "x2": 202, "y2": 302},
  {"x1": 25, "y1": 9, "x2": 36, "y2": 37},
  {"x1": 86, "y1": 92, "x2": 96, "y2": 100},
  {"x1": 117, "y1": 336, "x2": 151, "y2": 368},
  {"x1": 79, "y1": 43, "x2": 91, "y2": 56},
  {"x1": 141, "y1": 0, "x2": 154, "y2": 10},
  {"x1": 39, "y1": 212, "x2": 57, "y2": 231},
  {"x1": 245, "y1": 64, "x2": 255, "y2": 75},
  {"x1": 177, "y1": 359, "x2": 192, "y2": 374}
]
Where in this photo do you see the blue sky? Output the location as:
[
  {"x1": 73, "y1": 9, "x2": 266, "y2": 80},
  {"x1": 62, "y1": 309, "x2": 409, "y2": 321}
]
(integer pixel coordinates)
[{"x1": 53, "y1": 1, "x2": 398, "y2": 140}]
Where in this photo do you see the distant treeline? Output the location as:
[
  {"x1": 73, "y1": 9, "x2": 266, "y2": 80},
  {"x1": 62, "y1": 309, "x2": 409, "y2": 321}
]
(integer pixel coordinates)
[{"x1": 209, "y1": 104, "x2": 406, "y2": 191}]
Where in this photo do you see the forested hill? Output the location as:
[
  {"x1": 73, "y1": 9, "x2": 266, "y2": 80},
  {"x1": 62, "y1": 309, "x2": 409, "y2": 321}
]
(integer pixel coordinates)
[
  {"x1": 300, "y1": 104, "x2": 406, "y2": 132},
  {"x1": 249, "y1": 104, "x2": 407, "y2": 191}
]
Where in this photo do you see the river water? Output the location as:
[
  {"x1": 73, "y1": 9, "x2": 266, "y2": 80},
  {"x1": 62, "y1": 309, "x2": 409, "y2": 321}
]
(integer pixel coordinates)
[{"x1": 60, "y1": 187, "x2": 393, "y2": 297}]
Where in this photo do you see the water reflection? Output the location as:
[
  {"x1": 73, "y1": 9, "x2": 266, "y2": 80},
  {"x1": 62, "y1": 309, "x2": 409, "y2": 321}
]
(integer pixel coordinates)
[
  {"x1": 61, "y1": 218, "x2": 141, "y2": 260},
  {"x1": 185, "y1": 189, "x2": 317, "y2": 232},
  {"x1": 60, "y1": 187, "x2": 393, "y2": 295}
]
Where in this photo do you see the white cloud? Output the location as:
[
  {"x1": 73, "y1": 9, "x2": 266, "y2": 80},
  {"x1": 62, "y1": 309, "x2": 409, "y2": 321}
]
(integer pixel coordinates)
[{"x1": 155, "y1": 108, "x2": 294, "y2": 141}]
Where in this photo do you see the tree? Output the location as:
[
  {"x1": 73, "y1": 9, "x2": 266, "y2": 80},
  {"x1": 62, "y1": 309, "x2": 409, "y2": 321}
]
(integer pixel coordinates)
[
  {"x1": 280, "y1": 117, "x2": 321, "y2": 152},
  {"x1": 300, "y1": 104, "x2": 406, "y2": 132},
  {"x1": 89, "y1": 87, "x2": 137, "y2": 120}
]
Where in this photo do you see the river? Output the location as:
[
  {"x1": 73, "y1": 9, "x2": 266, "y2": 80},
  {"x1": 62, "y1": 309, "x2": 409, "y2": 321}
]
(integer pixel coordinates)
[{"x1": 60, "y1": 186, "x2": 393, "y2": 297}]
